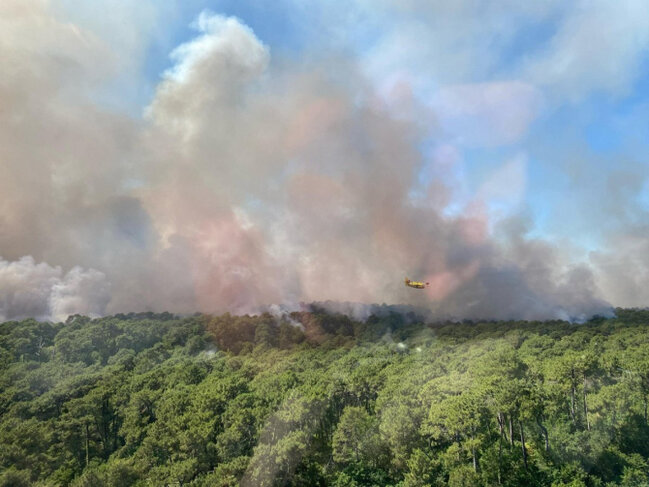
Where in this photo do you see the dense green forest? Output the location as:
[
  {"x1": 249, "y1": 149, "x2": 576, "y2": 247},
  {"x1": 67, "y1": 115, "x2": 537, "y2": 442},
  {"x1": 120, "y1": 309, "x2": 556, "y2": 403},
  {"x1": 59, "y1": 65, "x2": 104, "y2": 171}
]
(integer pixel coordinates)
[{"x1": 2, "y1": 308, "x2": 649, "y2": 486}]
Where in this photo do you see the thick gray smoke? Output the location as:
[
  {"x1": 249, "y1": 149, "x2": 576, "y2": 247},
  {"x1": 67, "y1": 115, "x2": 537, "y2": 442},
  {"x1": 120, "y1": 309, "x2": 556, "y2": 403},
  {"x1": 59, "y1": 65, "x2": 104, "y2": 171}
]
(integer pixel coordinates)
[{"x1": 0, "y1": 1, "x2": 646, "y2": 322}]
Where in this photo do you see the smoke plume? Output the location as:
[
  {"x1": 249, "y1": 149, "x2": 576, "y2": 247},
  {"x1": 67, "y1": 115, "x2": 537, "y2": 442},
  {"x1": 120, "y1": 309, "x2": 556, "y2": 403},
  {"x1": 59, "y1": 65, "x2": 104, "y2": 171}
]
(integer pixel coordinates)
[{"x1": 1, "y1": 2, "x2": 646, "y2": 322}]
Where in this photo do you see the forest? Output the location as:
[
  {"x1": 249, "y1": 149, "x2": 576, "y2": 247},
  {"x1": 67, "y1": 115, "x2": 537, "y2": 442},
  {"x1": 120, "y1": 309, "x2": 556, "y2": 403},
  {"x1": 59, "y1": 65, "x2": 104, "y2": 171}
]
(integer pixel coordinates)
[{"x1": 2, "y1": 308, "x2": 649, "y2": 486}]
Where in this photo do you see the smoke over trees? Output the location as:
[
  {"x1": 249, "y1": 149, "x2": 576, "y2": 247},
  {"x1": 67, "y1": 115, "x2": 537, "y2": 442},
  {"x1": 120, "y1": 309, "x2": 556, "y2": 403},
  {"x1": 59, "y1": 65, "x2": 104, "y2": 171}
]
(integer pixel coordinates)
[{"x1": 1, "y1": 2, "x2": 648, "y2": 321}]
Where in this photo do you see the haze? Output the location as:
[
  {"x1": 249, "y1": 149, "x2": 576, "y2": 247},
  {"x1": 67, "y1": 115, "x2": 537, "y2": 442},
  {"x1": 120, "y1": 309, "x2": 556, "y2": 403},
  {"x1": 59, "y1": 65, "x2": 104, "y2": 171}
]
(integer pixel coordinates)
[{"x1": 1, "y1": 0, "x2": 648, "y2": 322}]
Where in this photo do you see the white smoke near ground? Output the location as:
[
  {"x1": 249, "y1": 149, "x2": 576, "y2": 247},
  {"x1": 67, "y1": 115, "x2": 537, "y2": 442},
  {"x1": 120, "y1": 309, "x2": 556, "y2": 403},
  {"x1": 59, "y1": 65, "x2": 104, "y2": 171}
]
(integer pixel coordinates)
[
  {"x1": 0, "y1": 2, "x2": 646, "y2": 322},
  {"x1": 0, "y1": 256, "x2": 109, "y2": 322},
  {"x1": 264, "y1": 304, "x2": 304, "y2": 329}
]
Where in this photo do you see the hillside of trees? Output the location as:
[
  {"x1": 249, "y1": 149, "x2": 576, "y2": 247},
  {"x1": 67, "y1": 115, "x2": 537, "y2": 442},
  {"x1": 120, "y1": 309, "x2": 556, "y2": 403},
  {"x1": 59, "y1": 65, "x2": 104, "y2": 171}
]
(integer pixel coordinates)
[{"x1": 2, "y1": 308, "x2": 649, "y2": 486}]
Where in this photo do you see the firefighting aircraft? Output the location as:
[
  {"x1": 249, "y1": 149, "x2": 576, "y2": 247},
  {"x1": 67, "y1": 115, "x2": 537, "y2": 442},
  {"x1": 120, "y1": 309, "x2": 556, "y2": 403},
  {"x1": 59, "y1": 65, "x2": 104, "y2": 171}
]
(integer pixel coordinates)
[{"x1": 404, "y1": 277, "x2": 429, "y2": 289}]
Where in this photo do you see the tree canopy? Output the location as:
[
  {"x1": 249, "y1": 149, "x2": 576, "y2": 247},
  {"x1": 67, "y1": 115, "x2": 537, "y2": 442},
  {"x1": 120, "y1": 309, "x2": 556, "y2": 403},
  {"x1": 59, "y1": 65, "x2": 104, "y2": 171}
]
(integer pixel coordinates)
[{"x1": 1, "y1": 308, "x2": 649, "y2": 486}]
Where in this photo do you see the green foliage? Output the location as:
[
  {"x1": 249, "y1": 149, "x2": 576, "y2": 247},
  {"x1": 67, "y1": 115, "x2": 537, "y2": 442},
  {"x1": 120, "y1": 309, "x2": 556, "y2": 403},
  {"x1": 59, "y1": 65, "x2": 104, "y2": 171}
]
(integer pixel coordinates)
[
  {"x1": 448, "y1": 464, "x2": 481, "y2": 487},
  {"x1": 0, "y1": 467, "x2": 32, "y2": 487},
  {"x1": 2, "y1": 309, "x2": 649, "y2": 485},
  {"x1": 333, "y1": 406, "x2": 385, "y2": 466}
]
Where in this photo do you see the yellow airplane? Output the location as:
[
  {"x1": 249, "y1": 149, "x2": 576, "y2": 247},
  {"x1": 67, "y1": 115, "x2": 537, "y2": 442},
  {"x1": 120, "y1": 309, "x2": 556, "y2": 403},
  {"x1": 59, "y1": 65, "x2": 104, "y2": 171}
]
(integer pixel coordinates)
[{"x1": 405, "y1": 277, "x2": 429, "y2": 289}]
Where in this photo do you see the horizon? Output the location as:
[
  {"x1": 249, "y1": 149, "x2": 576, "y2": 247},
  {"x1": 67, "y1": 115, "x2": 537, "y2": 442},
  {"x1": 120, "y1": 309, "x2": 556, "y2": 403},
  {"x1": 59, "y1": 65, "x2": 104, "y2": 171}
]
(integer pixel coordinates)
[{"x1": 4, "y1": 301, "x2": 636, "y2": 326}]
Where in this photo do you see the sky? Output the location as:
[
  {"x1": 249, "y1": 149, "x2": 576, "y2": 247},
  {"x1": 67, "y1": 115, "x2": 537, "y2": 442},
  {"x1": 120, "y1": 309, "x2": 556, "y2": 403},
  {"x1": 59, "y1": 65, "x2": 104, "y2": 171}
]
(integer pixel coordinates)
[{"x1": 1, "y1": 0, "x2": 648, "y2": 322}]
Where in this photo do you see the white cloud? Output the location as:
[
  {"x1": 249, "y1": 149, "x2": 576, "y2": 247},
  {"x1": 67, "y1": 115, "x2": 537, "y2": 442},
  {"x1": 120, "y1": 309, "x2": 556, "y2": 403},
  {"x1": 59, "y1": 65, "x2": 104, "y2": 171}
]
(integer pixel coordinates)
[
  {"x1": 476, "y1": 153, "x2": 528, "y2": 221},
  {"x1": 352, "y1": 0, "x2": 649, "y2": 107},
  {"x1": 359, "y1": 0, "x2": 564, "y2": 93},
  {"x1": 431, "y1": 82, "x2": 543, "y2": 147},
  {"x1": 522, "y1": 0, "x2": 649, "y2": 102}
]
